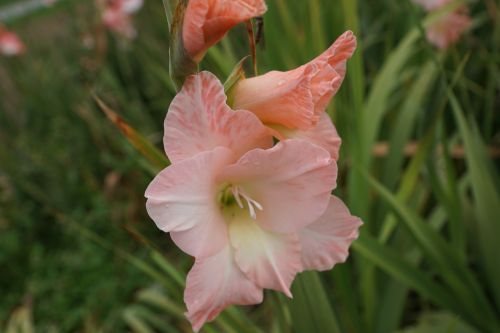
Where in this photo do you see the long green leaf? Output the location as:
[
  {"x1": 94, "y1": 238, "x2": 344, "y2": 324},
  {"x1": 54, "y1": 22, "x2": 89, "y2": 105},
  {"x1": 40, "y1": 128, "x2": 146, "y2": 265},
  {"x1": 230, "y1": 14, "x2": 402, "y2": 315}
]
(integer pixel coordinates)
[
  {"x1": 354, "y1": 234, "x2": 458, "y2": 314},
  {"x1": 288, "y1": 271, "x2": 342, "y2": 333},
  {"x1": 449, "y1": 93, "x2": 500, "y2": 310},
  {"x1": 363, "y1": 171, "x2": 499, "y2": 332},
  {"x1": 94, "y1": 95, "x2": 170, "y2": 171}
]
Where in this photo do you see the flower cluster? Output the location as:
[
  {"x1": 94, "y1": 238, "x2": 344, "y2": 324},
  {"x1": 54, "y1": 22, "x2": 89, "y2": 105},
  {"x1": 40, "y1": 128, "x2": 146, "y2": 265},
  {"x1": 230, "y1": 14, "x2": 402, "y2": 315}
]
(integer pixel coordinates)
[
  {"x1": 412, "y1": 0, "x2": 471, "y2": 49},
  {"x1": 0, "y1": 27, "x2": 25, "y2": 57},
  {"x1": 145, "y1": 1, "x2": 362, "y2": 331},
  {"x1": 98, "y1": 0, "x2": 143, "y2": 39}
]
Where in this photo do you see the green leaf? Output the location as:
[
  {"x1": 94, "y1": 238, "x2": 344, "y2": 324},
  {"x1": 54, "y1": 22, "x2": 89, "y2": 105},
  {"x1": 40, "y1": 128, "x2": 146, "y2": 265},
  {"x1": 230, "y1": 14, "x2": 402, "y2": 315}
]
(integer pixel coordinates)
[
  {"x1": 362, "y1": 170, "x2": 499, "y2": 332},
  {"x1": 382, "y1": 61, "x2": 438, "y2": 191},
  {"x1": 94, "y1": 95, "x2": 170, "y2": 171},
  {"x1": 224, "y1": 56, "x2": 250, "y2": 106},
  {"x1": 449, "y1": 93, "x2": 500, "y2": 309},
  {"x1": 123, "y1": 306, "x2": 155, "y2": 333},
  {"x1": 288, "y1": 271, "x2": 342, "y2": 333},
  {"x1": 168, "y1": 0, "x2": 198, "y2": 90},
  {"x1": 348, "y1": 28, "x2": 419, "y2": 219},
  {"x1": 4, "y1": 303, "x2": 35, "y2": 333},
  {"x1": 397, "y1": 311, "x2": 480, "y2": 333},
  {"x1": 354, "y1": 234, "x2": 459, "y2": 316}
]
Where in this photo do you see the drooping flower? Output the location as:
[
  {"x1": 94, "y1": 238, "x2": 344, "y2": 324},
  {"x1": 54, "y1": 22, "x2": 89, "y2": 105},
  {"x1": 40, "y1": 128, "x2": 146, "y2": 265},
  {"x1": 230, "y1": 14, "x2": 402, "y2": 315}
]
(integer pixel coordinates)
[
  {"x1": 231, "y1": 31, "x2": 357, "y2": 159},
  {"x1": 145, "y1": 72, "x2": 361, "y2": 331},
  {"x1": 183, "y1": 0, "x2": 267, "y2": 62},
  {"x1": 412, "y1": 0, "x2": 470, "y2": 49},
  {"x1": 0, "y1": 29, "x2": 26, "y2": 57},
  {"x1": 100, "y1": 0, "x2": 143, "y2": 39}
]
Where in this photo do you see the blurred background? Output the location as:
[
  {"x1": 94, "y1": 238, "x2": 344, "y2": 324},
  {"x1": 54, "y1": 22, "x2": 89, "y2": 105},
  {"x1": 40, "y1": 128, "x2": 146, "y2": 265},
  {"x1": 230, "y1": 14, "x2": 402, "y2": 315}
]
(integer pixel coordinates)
[{"x1": 0, "y1": 0, "x2": 499, "y2": 332}]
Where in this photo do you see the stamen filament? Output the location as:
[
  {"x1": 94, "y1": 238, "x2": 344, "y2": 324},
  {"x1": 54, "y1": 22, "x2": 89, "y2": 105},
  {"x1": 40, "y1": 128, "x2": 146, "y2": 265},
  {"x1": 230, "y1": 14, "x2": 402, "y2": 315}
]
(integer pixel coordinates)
[{"x1": 231, "y1": 185, "x2": 263, "y2": 220}]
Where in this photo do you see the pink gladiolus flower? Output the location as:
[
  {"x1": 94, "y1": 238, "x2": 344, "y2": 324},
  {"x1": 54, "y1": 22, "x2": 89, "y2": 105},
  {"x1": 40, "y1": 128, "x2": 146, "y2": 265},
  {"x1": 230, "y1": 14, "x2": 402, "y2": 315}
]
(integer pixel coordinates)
[
  {"x1": 101, "y1": 0, "x2": 143, "y2": 39},
  {"x1": 145, "y1": 72, "x2": 362, "y2": 331},
  {"x1": 232, "y1": 31, "x2": 357, "y2": 158},
  {"x1": 426, "y1": 10, "x2": 471, "y2": 49},
  {"x1": 0, "y1": 30, "x2": 26, "y2": 57},
  {"x1": 42, "y1": 0, "x2": 58, "y2": 7},
  {"x1": 183, "y1": 0, "x2": 267, "y2": 61},
  {"x1": 412, "y1": 0, "x2": 452, "y2": 11},
  {"x1": 412, "y1": 0, "x2": 470, "y2": 49}
]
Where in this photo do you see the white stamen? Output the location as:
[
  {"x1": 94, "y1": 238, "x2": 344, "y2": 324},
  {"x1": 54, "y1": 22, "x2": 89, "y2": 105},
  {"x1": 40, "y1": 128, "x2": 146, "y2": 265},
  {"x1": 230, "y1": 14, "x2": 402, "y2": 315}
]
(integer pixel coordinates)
[
  {"x1": 248, "y1": 201, "x2": 257, "y2": 219},
  {"x1": 231, "y1": 186, "x2": 244, "y2": 208},
  {"x1": 231, "y1": 185, "x2": 263, "y2": 220}
]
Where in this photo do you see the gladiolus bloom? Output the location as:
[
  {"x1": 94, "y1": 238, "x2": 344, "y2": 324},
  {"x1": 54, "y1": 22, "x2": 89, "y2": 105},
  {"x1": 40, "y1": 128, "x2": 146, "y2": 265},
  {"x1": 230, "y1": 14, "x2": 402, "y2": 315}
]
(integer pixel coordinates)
[
  {"x1": 183, "y1": 0, "x2": 267, "y2": 61},
  {"x1": 145, "y1": 72, "x2": 361, "y2": 331},
  {"x1": 412, "y1": 0, "x2": 451, "y2": 11},
  {"x1": 101, "y1": 0, "x2": 143, "y2": 39},
  {"x1": 0, "y1": 30, "x2": 25, "y2": 57},
  {"x1": 412, "y1": 0, "x2": 470, "y2": 49},
  {"x1": 232, "y1": 31, "x2": 356, "y2": 159}
]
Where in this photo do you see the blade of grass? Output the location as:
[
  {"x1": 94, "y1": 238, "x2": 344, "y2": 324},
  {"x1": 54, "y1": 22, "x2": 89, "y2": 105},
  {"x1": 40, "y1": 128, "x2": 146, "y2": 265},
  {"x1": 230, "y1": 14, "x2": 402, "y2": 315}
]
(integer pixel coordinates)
[
  {"x1": 353, "y1": 234, "x2": 458, "y2": 315},
  {"x1": 288, "y1": 271, "x2": 342, "y2": 333},
  {"x1": 93, "y1": 95, "x2": 170, "y2": 171},
  {"x1": 362, "y1": 170, "x2": 499, "y2": 332},
  {"x1": 449, "y1": 93, "x2": 500, "y2": 310}
]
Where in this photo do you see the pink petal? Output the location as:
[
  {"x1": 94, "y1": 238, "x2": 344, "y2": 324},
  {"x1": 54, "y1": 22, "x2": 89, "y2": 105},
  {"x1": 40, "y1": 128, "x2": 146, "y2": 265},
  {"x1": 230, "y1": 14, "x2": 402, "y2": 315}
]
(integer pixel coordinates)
[
  {"x1": 145, "y1": 147, "x2": 234, "y2": 258},
  {"x1": 102, "y1": 7, "x2": 137, "y2": 38},
  {"x1": 185, "y1": 245, "x2": 263, "y2": 332},
  {"x1": 276, "y1": 113, "x2": 342, "y2": 161},
  {"x1": 164, "y1": 71, "x2": 273, "y2": 163},
  {"x1": 121, "y1": 0, "x2": 143, "y2": 13},
  {"x1": 233, "y1": 31, "x2": 356, "y2": 130},
  {"x1": 183, "y1": 0, "x2": 267, "y2": 60},
  {"x1": 308, "y1": 31, "x2": 357, "y2": 115},
  {"x1": 0, "y1": 31, "x2": 25, "y2": 56},
  {"x1": 299, "y1": 196, "x2": 362, "y2": 271},
  {"x1": 426, "y1": 10, "x2": 470, "y2": 49},
  {"x1": 227, "y1": 209, "x2": 302, "y2": 297},
  {"x1": 412, "y1": 0, "x2": 452, "y2": 11},
  {"x1": 220, "y1": 140, "x2": 337, "y2": 233},
  {"x1": 232, "y1": 67, "x2": 316, "y2": 130}
]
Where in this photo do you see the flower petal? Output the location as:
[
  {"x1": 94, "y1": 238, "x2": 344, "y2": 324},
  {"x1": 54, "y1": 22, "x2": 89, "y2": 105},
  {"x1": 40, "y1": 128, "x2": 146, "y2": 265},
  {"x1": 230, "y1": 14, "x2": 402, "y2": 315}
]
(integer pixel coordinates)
[
  {"x1": 0, "y1": 31, "x2": 26, "y2": 56},
  {"x1": 412, "y1": 0, "x2": 452, "y2": 11},
  {"x1": 277, "y1": 113, "x2": 342, "y2": 160},
  {"x1": 299, "y1": 196, "x2": 362, "y2": 271},
  {"x1": 227, "y1": 209, "x2": 302, "y2": 297},
  {"x1": 164, "y1": 71, "x2": 272, "y2": 163},
  {"x1": 233, "y1": 67, "x2": 316, "y2": 130},
  {"x1": 145, "y1": 147, "x2": 234, "y2": 258},
  {"x1": 232, "y1": 31, "x2": 356, "y2": 130},
  {"x1": 183, "y1": 0, "x2": 267, "y2": 60},
  {"x1": 121, "y1": 0, "x2": 143, "y2": 13},
  {"x1": 182, "y1": 0, "x2": 209, "y2": 61},
  {"x1": 220, "y1": 140, "x2": 337, "y2": 233},
  {"x1": 102, "y1": 7, "x2": 137, "y2": 38},
  {"x1": 313, "y1": 30, "x2": 357, "y2": 83},
  {"x1": 426, "y1": 10, "x2": 470, "y2": 50},
  {"x1": 185, "y1": 244, "x2": 263, "y2": 332},
  {"x1": 308, "y1": 31, "x2": 357, "y2": 115}
]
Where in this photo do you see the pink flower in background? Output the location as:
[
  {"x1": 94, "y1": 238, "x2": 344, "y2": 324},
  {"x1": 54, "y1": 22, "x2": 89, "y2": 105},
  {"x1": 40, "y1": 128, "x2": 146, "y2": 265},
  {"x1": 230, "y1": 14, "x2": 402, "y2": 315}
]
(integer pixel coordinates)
[
  {"x1": 0, "y1": 29, "x2": 26, "y2": 57},
  {"x1": 232, "y1": 31, "x2": 357, "y2": 159},
  {"x1": 412, "y1": 0, "x2": 470, "y2": 49},
  {"x1": 101, "y1": 0, "x2": 143, "y2": 39},
  {"x1": 183, "y1": 0, "x2": 267, "y2": 61},
  {"x1": 426, "y1": 9, "x2": 471, "y2": 49},
  {"x1": 145, "y1": 72, "x2": 361, "y2": 331},
  {"x1": 412, "y1": 0, "x2": 452, "y2": 11},
  {"x1": 42, "y1": 0, "x2": 58, "y2": 7}
]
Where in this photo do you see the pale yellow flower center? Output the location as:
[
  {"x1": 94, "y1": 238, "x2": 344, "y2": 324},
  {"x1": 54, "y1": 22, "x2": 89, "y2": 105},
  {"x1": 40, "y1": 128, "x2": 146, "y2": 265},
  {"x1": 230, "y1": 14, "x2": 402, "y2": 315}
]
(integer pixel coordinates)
[{"x1": 218, "y1": 184, "x2": 263, "y2": 220}]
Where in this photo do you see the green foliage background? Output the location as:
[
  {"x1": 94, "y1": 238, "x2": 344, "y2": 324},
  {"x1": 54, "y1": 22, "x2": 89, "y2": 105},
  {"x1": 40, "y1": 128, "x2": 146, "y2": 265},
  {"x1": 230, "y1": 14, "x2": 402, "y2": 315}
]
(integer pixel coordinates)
[{"x1": 0, "y1": 0, "x2": 499, "y2": 332}]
